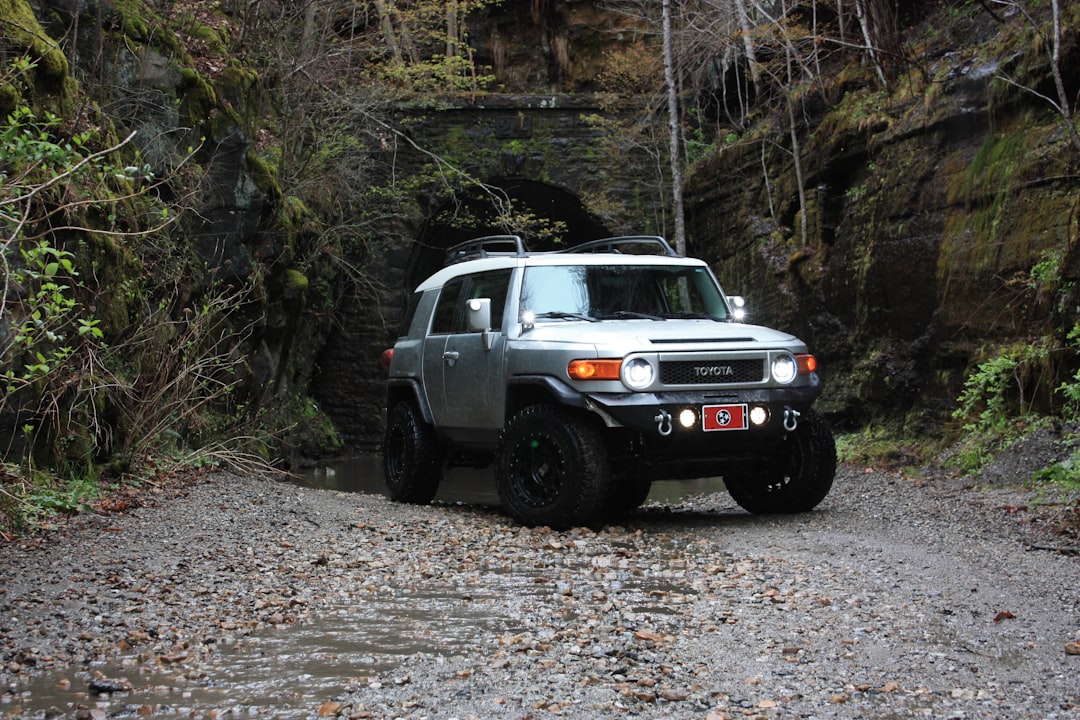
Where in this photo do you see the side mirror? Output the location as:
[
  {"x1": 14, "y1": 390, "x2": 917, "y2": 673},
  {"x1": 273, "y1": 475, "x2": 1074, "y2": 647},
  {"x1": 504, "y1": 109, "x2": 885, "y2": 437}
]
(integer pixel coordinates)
[
  {"x1": 728, "y1": 295, "x2": 747, "y2": 322},
  {"x1": 466, "y1": 298, "x2": 491, "y2": 332},
  {"x1": 466, "y1": 298, "x2": 495, "y2": 351}
]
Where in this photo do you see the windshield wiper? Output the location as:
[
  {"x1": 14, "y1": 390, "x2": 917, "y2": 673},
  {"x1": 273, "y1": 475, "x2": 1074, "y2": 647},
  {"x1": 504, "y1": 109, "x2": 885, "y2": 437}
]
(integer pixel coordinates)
[
  {"x1": 530, "y1": 311, "x2": 598, "y2": 322},
  {"x1": 597, "y1": 310, "x2": 666, "y2": 321}
]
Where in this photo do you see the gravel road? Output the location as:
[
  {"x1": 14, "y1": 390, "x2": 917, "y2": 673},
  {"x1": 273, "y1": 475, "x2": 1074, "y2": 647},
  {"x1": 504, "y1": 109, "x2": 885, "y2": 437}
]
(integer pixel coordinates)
[{"x1": 1, "y1": 462, "x2": 1078, "y2": 719}]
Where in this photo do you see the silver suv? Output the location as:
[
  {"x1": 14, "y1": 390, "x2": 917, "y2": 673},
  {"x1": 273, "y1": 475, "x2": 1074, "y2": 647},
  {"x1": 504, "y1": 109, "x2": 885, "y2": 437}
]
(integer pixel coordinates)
[{"x1": 382, "y1": 236, "x2": 835, "y2": 528}]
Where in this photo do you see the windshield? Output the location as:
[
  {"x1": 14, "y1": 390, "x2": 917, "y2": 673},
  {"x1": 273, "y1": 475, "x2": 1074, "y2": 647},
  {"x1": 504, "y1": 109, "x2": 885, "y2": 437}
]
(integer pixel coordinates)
[{"x1": 520, "y1": 264, "x2": 732, "y2": 321}]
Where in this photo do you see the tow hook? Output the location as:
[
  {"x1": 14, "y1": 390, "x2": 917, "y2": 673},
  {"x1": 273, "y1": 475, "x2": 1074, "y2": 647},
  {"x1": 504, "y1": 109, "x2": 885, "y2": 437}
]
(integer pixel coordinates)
[
  {"x1": 654, "y1": 409, "x2": 673, "y2": 436},
  {"x1": 783, "y1": 406, "x2": 801, "y2": 432}
]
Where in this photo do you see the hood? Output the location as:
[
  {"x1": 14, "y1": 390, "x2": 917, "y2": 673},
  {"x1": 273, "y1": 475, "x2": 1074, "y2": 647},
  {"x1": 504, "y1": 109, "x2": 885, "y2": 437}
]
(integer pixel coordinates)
[{"x1": 519, "y1": 319, "x2": 801, "y2": 348}]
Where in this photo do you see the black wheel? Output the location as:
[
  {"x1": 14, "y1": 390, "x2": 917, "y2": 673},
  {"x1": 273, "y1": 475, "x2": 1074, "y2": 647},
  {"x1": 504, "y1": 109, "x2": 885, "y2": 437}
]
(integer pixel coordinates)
[
  {"x1": 724, "y1": 408, "x2": 836, "y2": 514},
  {"x1": 601, "y1": 470, "x2": 652, "y2": 520},
  {"x1": 382, "y1": 400, "x2": 443, "y2": 504},
  {"x1": 496, "y1": 405, "x2": 611, "y2": 529}
]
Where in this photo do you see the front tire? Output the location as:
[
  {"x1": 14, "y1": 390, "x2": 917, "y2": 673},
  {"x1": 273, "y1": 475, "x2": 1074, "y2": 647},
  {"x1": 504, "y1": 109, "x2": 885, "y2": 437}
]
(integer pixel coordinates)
[
  {"x1": 382, "y1": 400, "x2": 443, "y2": 504},
  {"x1": 496, "y1": 405, "x2": 611, "y2": 529},
  {"x1": 724, "y1": 408, "x2": 836, "y2": 514}
]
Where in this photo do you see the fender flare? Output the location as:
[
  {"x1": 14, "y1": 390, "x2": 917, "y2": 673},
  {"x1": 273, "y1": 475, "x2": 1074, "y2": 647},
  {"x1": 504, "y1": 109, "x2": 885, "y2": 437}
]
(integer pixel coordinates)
[{"x1": 385, "y1": 378, "x2": 436, "y2": 425}]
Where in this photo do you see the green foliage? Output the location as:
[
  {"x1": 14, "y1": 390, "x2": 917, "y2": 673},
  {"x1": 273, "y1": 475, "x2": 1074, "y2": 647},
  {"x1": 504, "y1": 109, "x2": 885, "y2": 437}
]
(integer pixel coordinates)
[
  {"x1": 949, "y1": 339, "x2": 1054, "y2": 473},
  {"x1": 1030, "y1": 451, "x2": 1080, "y2": 491},
  {"x1": 361, "y1": 0, "x2": 505, "y2": 96},
  {"x1": 1057, "y1": 324, "x2": 1080, "y2": 422}
]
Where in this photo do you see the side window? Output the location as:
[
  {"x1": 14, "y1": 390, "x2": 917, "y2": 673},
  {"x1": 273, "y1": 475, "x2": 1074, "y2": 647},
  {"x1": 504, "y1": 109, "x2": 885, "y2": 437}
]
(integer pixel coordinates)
[
  {"x1": 397, "y1": 291, "x2": 423, "y2": 338},
  {"x1": 430, "y1": 269, "x2": 512, "y2": 335},
  {"x1": 464, "y1": 269, "x2": 511, "y2": 331},
  {"x1": 431, "y1": 277, "x2": 466, "y2": 335}
]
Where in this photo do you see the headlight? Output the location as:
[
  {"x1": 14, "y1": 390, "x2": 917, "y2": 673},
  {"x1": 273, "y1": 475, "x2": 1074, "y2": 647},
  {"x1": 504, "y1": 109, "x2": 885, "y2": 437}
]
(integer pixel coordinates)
[
  {"x1": 621, "y1": 357, "x2": 655, "y2": 390},
  {"x1": 771, "y1": 353, "x2": 798, "y2": 384}
]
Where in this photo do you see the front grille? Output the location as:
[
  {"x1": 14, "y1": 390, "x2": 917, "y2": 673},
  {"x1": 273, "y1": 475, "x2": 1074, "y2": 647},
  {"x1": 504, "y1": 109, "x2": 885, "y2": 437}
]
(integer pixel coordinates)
[{"x1": 659, "y1": 359, "x2": 765, "y2": 385}]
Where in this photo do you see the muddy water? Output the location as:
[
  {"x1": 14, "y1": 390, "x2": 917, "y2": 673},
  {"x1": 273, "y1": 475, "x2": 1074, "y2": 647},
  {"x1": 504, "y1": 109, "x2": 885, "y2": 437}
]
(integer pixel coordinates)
[
  {"x1": 9, "y1": 457, "x2": 725, "y2": 718},
  {"x1": 291, "y1": 453, "x2": 727, "y2": 506}
]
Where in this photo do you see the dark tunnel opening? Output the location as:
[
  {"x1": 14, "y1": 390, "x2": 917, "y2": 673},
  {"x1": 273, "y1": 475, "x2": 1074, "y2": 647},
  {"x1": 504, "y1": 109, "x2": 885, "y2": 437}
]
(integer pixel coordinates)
[{"x1": 403, "y1": 179, "x2": 611, "y2": 293}]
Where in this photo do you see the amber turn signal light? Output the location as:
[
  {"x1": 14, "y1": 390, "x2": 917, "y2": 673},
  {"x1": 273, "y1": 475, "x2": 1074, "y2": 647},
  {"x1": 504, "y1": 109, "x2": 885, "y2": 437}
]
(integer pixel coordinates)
[
  {"x1": 567, "y1": 359, "x2": 622, "y2": 380},
  {"x1": 797, "y1": 354, "x2": 817, "y2": 374}
]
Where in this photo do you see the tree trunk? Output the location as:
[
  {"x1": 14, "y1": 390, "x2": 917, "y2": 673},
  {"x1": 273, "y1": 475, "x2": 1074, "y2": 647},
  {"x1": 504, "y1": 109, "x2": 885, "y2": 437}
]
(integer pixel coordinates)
[
  {"x1": 446, "y1": 0, "x2": 459, "y2": 59},
  {"x1": 1049, "y1": 0, "x2": 1080, "y2": 150},
  {"x1": 662, "y1": 0, "x2": 687, "y2": 255},
  {"x1": 300, "y1": 0, "x2": 319, "y2": 65},
  {"x1": 734, "y1": 0, "x2": 761, "y2": 99},
  {"x1": 373, "y1": 0, "x2": 403, "y2": 63},
  {"x1": 854, "y1": 0, "x2": 888, "y2": 88}
]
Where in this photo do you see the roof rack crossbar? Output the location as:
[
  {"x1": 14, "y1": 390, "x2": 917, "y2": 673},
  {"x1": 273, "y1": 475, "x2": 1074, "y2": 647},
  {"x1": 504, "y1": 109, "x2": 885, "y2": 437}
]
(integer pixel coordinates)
[
  {"x1": 443, "y1": 235, "x2": 528, "y2": 265},
  {"x1": 563, "y1": 235, "x2": 680, "y2": 257}
]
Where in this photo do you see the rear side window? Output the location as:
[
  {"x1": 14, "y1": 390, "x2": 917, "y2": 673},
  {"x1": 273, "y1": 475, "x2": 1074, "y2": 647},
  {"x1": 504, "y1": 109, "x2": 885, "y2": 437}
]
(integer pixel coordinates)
[
  {"x1": 430, "y1": 269, "x2": 512, "y2": 334},
  {"x1": 397, "y1": 291, "x2": 423, "y2": 338}
]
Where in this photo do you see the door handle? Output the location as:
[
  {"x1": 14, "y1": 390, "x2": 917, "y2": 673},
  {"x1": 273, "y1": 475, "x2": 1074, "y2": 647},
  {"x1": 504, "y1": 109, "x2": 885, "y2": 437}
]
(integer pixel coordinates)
[{"x1": 442, "y1": 350, "x2": 459, "y2": 366}]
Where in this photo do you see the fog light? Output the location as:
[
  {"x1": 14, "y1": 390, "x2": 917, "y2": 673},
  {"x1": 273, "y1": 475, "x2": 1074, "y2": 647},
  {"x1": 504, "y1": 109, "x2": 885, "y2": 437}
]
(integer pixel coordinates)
[
  {"x1": 749, "y1": 406, "x2": 769, "y2": 426},
  {"x1": 678, "y1": 408, "x2": 697, "y2": 428}
]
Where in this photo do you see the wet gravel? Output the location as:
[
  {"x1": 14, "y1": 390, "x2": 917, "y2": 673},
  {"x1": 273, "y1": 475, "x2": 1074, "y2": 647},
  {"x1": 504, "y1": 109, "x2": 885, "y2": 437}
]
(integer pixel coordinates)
[{"x1": 1, "y1": 464, "x2": 1078, "y2": 719}]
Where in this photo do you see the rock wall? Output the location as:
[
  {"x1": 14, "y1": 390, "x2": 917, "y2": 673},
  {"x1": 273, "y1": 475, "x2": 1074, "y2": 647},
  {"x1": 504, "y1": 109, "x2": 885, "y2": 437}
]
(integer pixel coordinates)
[{"x1": 686, "y1": 15, "x2": 1080, "y2": 433}]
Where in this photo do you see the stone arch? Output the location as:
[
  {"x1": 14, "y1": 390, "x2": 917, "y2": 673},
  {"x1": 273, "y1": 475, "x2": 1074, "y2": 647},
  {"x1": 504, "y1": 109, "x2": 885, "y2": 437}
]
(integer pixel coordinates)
[{"x1": 404, "y1": 178, "x2": 611, "y2": 293}]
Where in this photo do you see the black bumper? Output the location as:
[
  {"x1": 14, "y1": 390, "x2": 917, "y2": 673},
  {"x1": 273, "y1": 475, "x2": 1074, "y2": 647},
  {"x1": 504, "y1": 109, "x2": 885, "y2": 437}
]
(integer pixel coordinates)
[{"x1": 583, "y1": 381, "x2": 822, "y2": 440}]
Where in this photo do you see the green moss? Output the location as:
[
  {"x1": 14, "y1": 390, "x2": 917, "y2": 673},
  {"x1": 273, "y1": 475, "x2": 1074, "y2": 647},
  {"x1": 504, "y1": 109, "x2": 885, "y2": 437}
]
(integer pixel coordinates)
[
  {"x1": 0, "y1": 82, "x2": 22, "y2": 117},
  {"x1": 940, "y1": 119, "x2": 1069, "y2": 281},
  {"x1": 179, "y1": 68, "x2": 219, "y2": 128},
  {"x1": 284, "y1": 269, "x2": 309, "y2": 295},
  {"x1": 246, "y1": 151, "x2": 281, "y2": 198},
  {"x1": 0, "y1": 0, "x2": 75, "y2": 111},
  {"x1": 278, "y1": 195, "x2": 312, "y2": 231},
  {"x1": 193, "y1": 24, "x2": 228, "y2": 55}
]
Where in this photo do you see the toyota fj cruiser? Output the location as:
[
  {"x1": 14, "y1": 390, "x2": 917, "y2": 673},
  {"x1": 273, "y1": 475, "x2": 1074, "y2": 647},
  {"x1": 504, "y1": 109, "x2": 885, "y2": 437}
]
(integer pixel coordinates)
[{"x1": 381, "y1": 235, "x2": 835, "y2": 529}]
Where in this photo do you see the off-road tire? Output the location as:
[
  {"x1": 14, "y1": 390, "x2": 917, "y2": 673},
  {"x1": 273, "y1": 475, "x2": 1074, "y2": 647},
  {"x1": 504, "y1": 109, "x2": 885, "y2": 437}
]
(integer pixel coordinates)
[
  {"x1": 724, "y1": 408, "x2": 836, "y2": 514},
  {"x1": 496, "y1": 404, "x2": 611, "y2": 529},
  {"x1": 382, "y1": 400, "x2": 443, "y2": 504}
]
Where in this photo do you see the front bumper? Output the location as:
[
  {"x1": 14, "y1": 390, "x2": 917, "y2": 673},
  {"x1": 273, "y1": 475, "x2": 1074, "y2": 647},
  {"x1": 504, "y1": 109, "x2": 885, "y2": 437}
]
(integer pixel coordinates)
[{"x1": 583, "y1": 382, "x2": 822, "y2": 440}]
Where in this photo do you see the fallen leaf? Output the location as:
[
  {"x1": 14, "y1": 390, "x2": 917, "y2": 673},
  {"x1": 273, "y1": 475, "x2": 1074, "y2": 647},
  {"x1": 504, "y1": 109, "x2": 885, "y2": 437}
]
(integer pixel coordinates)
[{"x1": 994, "y1": 611, "x2": 1016, "y2": 623}]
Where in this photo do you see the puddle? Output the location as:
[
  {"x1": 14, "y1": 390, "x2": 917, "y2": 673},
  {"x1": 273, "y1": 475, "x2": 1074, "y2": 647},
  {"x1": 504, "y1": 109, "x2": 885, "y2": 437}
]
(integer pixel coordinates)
[
  {"x1": 5, "y1": 459, "x2": 727, "y2": 718},
  {"x1": 292, "y1": 453, "x2": 728, "y2": 506},
  {"x1": 7, "y1": 583, "x2": 534, "y2": 719}
]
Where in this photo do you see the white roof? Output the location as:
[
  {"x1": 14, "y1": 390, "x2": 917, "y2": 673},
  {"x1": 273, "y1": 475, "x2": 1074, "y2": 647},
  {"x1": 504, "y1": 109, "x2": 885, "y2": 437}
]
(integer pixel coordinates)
[{"x1": 415, "y1": 252, "x2": 709, "y2": 292}]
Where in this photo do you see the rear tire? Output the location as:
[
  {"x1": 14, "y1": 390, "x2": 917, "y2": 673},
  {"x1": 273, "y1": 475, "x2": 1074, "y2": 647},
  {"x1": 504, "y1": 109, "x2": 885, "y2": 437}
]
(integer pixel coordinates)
[
  {"x1": 724, "y1": 408, "x2": 835, "y2": 514},
  {"x1": 496, "y1": 405, "x2": 610, "y2": 529},
  {"x1": 382, "y1": 400, "x2": 443, "y2": 504}
]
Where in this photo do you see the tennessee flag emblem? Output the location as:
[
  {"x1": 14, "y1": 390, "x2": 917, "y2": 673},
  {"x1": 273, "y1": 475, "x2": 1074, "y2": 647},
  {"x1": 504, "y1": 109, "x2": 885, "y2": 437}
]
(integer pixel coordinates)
[{"x1": 702, "y1": 404, "x2": 748, "y2": 431}]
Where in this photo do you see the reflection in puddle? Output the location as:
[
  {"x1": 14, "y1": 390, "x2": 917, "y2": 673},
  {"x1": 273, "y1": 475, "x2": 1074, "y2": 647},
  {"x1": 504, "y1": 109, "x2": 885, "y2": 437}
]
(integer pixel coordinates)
[
  {"x1": 11, "y1": 583, "x2": 534, "y2": 719},
  {"x1": 292, "y1": 454, "x2": 728, "y2": 506},
  {"x1": 8, "y1": 459, "x2": 728, "y2": 718}
]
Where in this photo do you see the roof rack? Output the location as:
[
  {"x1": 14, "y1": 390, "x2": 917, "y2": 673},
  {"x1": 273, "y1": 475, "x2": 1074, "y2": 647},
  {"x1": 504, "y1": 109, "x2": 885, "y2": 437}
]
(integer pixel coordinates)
[
  {"x1": 443, "y1": 235, "x2": 528, "y2": 265},
  {"x1": 563, "y1": 235, "x2": 680, "y2": 257}
]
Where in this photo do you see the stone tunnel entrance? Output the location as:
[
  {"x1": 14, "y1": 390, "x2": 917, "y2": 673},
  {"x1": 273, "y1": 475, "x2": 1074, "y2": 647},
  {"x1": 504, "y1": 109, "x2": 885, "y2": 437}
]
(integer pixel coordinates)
[
  {"x1": 404, "y1": 178, "x2": 611, "y2": 293},
  {"x1": 312, "y1": 178, "x2": 613, "y2": 453}
]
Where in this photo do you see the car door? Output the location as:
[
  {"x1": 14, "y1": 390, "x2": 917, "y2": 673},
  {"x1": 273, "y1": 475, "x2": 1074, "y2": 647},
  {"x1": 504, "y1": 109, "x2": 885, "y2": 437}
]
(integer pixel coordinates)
[{"x1": 422, "y1": 269, "x2": 512, "y2": 445}]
